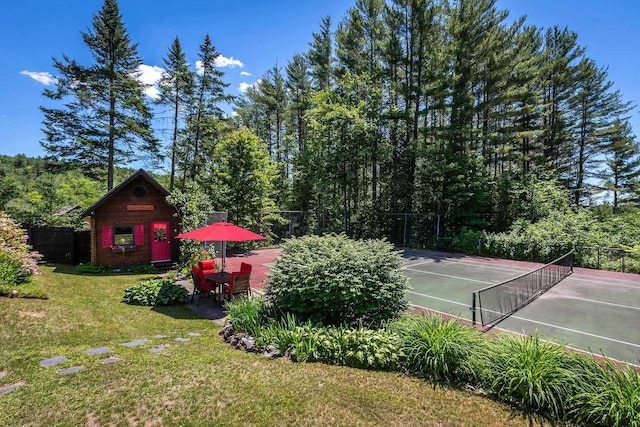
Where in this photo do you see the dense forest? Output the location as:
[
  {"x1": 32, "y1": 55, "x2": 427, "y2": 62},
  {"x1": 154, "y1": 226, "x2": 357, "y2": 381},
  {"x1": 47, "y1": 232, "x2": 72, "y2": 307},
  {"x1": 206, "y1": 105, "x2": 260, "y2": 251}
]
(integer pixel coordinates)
[{"x1": 3, "y1": 0, "x2": 640, "y2": 266}]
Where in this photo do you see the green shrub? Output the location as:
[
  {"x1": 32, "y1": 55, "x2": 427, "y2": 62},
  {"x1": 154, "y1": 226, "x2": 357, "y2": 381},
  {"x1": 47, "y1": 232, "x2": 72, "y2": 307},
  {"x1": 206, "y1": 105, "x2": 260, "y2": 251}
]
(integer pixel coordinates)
[
  {"x1": 0, "y1": 212, "x2": 41, "y2": 284},
  {"x1": 0, "y1": 249, "x2": 24, "y2": 284},
  {"x1": 122, "y1": 278, "x2": 188, "y2": 306},
  {"x1": 389, "y1": 314, "x2": 487, "y2": 383},
  {"x1": 130, "y1": 264, "x2": 158, "y2": 274},
  {"x1": 324, "y1": 325, "x2": 401, "y2": 370},
  {"x1": 486, "y1": 333, "x2": 571, "y2": 419},
  {"x1": 252, "y1": 316, "x2": 402, "y2": 370},
  {"x1": 265, "y1": 233, "x2": 410, "y2": 327},
  {"x1": 76, "y1": 264, "x2": 113, "y2": 275},
  {"x1": 566, "y1": 356, "x2": 640, "y2": 427}
]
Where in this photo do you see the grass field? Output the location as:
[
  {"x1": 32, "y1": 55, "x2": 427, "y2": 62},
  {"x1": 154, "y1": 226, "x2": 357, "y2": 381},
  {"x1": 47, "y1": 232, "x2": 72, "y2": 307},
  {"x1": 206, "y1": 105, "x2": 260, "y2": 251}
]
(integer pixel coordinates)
[{"x1": 0, "y1": 266, "x2": 553, "y2": 426}]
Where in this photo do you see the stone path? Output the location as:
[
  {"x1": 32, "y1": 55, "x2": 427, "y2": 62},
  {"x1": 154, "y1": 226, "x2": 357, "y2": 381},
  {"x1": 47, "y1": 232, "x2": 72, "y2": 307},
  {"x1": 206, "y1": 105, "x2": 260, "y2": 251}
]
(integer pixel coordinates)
[{"x1": 0, "y1": 331, "x2": 204, "y2": 396}]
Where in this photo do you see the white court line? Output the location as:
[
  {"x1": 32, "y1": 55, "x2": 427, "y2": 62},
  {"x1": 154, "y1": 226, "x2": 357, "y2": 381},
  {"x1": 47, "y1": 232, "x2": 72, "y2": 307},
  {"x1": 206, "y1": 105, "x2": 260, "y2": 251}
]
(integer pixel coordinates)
[
  {"x1": 404, "y1": 259, "x2": 438, "y2": 268},
  {"x1": 568, "y1": 275, "x2": 640, "y2": 290},
  {"x1": 407, "y1": 290, "x2": 470, "y2": 308},
  {"x1": 408, "y1": 290, "x2": 640, "y2": 349},
  {"x1": 550, "y1": 294, "x2": 640, "y2": 312},
  {"x1": 408, "y1": 302, "x2": 640, "y2": 367},
  {"x1": 405, "y1": 267, "x2": 493, "y2": 285},
  {"x1": 504, "y1": 314, "x2": 640, "y2": 349},
  {"x1": 432, "y1": 258, "x2": 533, "y2": 274}
]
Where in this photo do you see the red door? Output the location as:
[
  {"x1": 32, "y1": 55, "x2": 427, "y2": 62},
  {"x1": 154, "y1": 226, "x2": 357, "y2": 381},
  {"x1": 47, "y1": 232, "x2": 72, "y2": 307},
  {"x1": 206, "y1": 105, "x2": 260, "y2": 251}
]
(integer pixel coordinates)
[{"x1": 150, "y1": 222, "x2": 171, "y2": 262}]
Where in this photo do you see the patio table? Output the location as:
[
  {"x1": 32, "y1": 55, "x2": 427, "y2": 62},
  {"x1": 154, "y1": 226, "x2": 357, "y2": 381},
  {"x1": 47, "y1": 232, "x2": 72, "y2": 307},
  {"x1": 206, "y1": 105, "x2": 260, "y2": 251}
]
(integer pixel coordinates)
[{"x1": 204, "y1": 271, "x2": 230, "y2": 302}]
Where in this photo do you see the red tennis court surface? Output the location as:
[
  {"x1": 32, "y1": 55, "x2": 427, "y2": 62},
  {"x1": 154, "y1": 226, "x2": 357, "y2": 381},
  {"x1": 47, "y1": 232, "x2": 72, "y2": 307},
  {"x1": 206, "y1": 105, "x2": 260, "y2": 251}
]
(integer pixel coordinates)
[{"x1": 224, "y1": 247, "x2": 281, "y2": 291}]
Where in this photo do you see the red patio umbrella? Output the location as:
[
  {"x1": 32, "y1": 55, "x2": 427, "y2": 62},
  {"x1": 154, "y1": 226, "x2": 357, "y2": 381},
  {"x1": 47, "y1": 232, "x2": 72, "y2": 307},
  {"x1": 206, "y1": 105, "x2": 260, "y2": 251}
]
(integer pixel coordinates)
[{"x1": 176, "y1": 221, "x2": 265, "y2": 271}]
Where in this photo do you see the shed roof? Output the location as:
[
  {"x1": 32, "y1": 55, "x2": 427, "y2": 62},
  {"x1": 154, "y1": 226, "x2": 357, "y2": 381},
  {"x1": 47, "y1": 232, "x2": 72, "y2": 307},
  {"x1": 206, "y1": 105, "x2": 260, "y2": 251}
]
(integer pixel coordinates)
[{"x1": 80, "y1": 169, "x2": 170, "y2": 218}]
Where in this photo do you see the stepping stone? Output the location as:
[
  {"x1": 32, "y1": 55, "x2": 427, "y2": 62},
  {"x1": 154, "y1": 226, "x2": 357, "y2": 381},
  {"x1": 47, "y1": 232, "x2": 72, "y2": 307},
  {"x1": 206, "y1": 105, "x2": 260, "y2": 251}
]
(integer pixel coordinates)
[
  {"x1": 154, "y1": 334, "x2": 169, "y2": 339},
  {"x1": 85, "y1": 347, "x2": 112, "y2": 356},
  {"x1": 187, "y1": 332, "x2": 201, "y2": 337},
  {"x1": 0, "y1": 382, "x2": 25, "y2": 394},
  {"x1": 58, "y1": 366, "x2": 84, "y2": 375},
  {"x1": 175, "y1": 337, "x2": 190, "y2": 342},
  {"x1": 120, "y1": 339, "x2": 151, "y2": 347},
  {"x1": 149, "y1": 344, "x2": 170, "y2": 353},
  {"x1": 99, "y1": 357, "x2": 122, "y2": 364},
  {"x1": 39, "y1": 356, "x2": 68, "y2": 368}
]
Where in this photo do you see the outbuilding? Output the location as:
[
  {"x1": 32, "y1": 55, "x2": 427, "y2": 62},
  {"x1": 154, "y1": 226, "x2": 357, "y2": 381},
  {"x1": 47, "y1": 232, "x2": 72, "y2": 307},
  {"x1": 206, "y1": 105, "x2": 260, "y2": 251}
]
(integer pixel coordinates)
[{"x1": 80, "y1": 169, "x2": 178, "y2": 268}]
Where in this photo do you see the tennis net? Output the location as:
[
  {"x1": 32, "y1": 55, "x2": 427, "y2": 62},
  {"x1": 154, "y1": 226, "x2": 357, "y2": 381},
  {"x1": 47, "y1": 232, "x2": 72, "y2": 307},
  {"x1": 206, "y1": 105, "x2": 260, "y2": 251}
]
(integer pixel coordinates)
[{"x1": 472, "y1": 251, "x2": 574, "y2": 330}]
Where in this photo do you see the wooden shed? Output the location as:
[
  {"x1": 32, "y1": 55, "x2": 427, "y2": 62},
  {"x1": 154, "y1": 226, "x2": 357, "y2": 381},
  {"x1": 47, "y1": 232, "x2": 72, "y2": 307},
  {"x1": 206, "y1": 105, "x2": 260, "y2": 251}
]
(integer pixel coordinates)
[{"x1": 80, "y1": 169, "x2": 178, "y2": 268}]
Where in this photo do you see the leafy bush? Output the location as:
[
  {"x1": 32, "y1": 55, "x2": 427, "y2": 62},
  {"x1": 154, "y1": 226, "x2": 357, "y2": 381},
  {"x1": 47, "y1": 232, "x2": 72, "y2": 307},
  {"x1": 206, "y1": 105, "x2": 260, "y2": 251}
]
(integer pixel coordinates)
[
  {"x1": 130, "y1": 264, "x2": 158, "y2": 274},
  {"x1": 76, "y1": 264, "x2": 113, "y2": 274},
  {"x1": 265, "y1": 233, "x2": 409, "y2": 327},
  {"x1": 389, "y1": 314, "x2": 487, "y2": 383},
  {"x1": 122, "y1": 278, "x2": 188, "y2": 306},
  {"x1": 323, "y1": 325, "x2": 401, "y2": 370},
  {"x1": 567, "y1": 356, "x2": 640, "y2": 427},
  {"x1": 252, "y1": 316, "x2": 402, "y2": 370},
  {"x1": 486, "y1": 333, "x2": 571, "y2": 419},
  {"x1": 0, "y1": 212, "x2": 41, "y2": 284}
]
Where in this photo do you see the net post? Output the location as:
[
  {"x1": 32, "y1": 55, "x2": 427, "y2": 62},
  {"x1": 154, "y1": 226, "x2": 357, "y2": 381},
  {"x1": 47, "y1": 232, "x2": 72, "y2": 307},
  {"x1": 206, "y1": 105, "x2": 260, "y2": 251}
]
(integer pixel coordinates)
[{"x1": 471, "y1": 292, "x2": 476, "y2": 327}]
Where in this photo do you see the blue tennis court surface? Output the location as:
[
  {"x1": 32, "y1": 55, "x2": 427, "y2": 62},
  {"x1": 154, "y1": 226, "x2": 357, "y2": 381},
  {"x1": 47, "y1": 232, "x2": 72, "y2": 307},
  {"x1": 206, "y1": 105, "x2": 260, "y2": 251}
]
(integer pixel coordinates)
[{"x1": 401, "y1": 250, "x2": 640, "y2": 366}]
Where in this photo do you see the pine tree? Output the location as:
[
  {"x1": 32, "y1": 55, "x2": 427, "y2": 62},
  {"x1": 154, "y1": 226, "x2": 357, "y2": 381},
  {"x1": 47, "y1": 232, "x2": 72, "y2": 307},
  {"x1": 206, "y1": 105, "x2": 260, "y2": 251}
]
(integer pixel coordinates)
[
  {"x1": 156, "y1": 36, "x2": 196, "y2": 190},
  {"x1": 599, "y1": 119, "x2": 640, "y2": 211},
  {"x1": 308, "y1": 16, "x2": 334, "y2": 91},
  {"x1": 539, "y1": 26, "x2": 584, "y2": 172},
  {"x1": 184, "y1": 34, "x2": 233, "y2": 183},
  {"x1": 40, "y1": 0, "x2": 159, "y2": 190}
]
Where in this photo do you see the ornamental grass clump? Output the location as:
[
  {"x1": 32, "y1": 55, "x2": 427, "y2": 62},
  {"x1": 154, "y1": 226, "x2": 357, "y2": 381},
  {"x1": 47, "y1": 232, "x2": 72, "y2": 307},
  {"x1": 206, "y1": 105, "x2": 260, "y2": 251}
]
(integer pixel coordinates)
[
  {"x1": 265, "y1": 233, "x2": 409, "y2": 327},
  {"x1": 486, "y1": 332, "x2": 571, "y2": 420},
  {"x1": 566, "y1": 355, "x2": 640, "y2": 427},
  {"x1": 225, "y1": 297, "x2": 270, "y2": 338},
  {"x1": 388, "y1": 313, "x2": 487, "y2": 384}
]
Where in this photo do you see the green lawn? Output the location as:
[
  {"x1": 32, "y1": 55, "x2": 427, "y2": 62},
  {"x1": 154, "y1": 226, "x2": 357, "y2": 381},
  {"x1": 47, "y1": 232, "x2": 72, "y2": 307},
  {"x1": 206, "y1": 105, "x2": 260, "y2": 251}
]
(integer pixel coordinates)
[{"x1": 0, "y1": 266, "x2": 551, "y2": 426}]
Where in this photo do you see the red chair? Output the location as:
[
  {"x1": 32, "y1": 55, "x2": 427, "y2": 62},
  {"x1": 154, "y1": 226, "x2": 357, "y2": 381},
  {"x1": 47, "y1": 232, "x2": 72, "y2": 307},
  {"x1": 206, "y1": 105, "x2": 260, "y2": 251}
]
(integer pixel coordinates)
[
  {"x1": 222, "y1": 263, "x2": 253, "y2": 301},
  {"x1": 190, "y1": 267, "x2": 216, "y2": 306},
  {"x1": 198, "y1": 260, "x2": 216, "y2": 276}
]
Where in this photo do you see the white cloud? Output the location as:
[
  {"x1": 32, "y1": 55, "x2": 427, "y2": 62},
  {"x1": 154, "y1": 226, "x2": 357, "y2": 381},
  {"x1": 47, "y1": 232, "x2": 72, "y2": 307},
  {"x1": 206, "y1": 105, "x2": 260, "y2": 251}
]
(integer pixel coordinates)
[
  {"x1": 137, "y1": 64, "x2": 164, "y2": 99},
  {"x1": 240, "y1": 71, "x2": 252, "y2": 76},
  {"x1": 215, "y1": 55, "x2": 244, "y2": 68},
  {"x1": 20, "y1": 70, "x2": 57, "y2": 86},
  {"x1": 195, "y1": 56, "x2": 244, "y2": 74},
  {"x1": 239, "y1": 79, "x2": 261, "y2": 93},
  {"x1": 195, "y1": 60, "x2": 204, "y2": 76}
]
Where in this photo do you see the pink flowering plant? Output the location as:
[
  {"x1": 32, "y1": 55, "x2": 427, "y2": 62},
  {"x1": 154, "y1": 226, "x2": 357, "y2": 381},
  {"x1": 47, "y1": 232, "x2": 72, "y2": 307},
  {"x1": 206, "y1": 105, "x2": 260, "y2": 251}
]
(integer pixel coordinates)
[{"x1": 0, "y1": 212, "x2": 42, "y2": 284}]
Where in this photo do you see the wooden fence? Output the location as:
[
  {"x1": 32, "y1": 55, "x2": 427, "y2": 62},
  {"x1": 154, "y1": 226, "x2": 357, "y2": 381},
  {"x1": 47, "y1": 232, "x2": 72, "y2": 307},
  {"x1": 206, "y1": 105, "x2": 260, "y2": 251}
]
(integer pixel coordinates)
[{"x1": 27, "y1": 226, "x2": 90, "y2": 265}]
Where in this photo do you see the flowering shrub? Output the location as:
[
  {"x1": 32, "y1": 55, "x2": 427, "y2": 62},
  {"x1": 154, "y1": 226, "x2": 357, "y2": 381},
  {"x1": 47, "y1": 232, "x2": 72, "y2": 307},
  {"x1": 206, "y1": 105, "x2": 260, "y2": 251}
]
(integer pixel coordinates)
[{"x1": 0, "y1": 212, "x2": 41, "y2": 284}]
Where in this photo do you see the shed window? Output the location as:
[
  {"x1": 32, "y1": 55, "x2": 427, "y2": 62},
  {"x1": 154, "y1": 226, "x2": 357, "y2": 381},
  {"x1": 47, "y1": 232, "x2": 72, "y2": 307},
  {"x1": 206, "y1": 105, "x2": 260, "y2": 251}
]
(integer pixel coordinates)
[{"x1": 113, "y1": 226, "x2": 134, "y2": 245}]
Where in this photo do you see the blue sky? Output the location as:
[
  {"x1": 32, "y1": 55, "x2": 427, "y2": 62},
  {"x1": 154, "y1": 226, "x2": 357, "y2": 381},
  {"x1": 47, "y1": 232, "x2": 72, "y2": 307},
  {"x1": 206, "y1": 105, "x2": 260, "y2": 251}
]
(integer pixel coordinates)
[{"x1": 1, "y1": 0, "x2": 639, "y2": 161}]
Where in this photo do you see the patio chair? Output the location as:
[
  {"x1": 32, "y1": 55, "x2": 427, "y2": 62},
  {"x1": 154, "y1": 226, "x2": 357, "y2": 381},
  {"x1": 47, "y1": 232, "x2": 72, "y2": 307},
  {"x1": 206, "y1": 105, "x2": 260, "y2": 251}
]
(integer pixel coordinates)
[
  {"x1": 198, "y1": 259, "x2": 216, "y2": 276},
  {"x1": 238, "y1": 262, "x2": 252, "y2": 274},
  {"x1": 190, "y1": 267, "x2": 216, "y2": 306},
  {"x1": 222, "y1": 272, "x2": 251, "y2": 301}
]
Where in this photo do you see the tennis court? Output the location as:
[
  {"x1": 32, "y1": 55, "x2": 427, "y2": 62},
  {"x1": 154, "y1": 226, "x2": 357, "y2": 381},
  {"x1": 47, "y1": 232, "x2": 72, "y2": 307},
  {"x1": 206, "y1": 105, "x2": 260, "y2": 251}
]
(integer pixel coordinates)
[{"x1": 402, "y1": 249, "x2": 640, "y2": 366}]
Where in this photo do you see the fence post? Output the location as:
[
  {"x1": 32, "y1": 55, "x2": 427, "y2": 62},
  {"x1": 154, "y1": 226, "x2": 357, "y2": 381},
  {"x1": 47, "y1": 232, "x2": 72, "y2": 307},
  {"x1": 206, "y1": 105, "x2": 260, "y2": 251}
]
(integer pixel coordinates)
[
  {"x1": 471, "y1": 292, "x2": 476, "y2": 327},
  {"x1": 403, "y1": 213, "x2": 408, "y2": 247}
]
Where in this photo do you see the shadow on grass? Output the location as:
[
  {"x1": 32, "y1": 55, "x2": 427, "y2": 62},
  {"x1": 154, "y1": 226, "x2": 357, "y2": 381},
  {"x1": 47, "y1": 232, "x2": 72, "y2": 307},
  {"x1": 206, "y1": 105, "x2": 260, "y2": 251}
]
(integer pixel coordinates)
[
  {"x1": 152, "y1": 300, "x2": 227, "y2": 323},
  {"x1": 50, "y1": 264, "x2": 157, "y2": 277}
]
